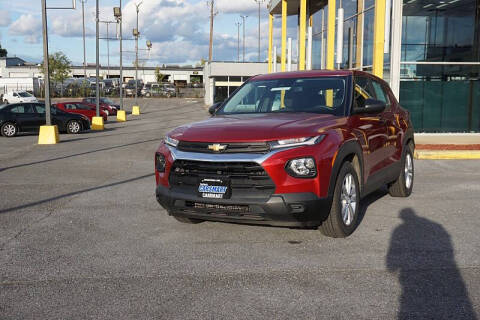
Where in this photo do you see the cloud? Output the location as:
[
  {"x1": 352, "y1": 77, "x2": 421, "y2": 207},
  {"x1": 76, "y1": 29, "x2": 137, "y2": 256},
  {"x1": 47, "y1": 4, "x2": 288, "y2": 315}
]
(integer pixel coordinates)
[
  {"x1": 0, "y1": 10, "x2": 11, "y2": 27},
  {"x1": 8, "y1": 14, "x2": 42, "y2": 44}
]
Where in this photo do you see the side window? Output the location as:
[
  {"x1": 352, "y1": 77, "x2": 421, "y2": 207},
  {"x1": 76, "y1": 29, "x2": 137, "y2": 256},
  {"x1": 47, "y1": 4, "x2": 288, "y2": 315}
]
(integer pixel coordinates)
[
  {"x1": 34, "y1": 104, "x2": 45, "y2": 114},
  {"x1": 371, "y1": 80, "x2": 391, "y2": 109},
  {"x1": 66, "y1": 104, "x2": 76, "y2": 110},
  {"x1": 354, "y1": 76, "x2": 375, "y2": 110},
  {"x1": 13, "y1": 93, "x2": 18, "y2": 97},
  {"x1": 10, "y1": 105, "x2": 25, "y2": 113}
]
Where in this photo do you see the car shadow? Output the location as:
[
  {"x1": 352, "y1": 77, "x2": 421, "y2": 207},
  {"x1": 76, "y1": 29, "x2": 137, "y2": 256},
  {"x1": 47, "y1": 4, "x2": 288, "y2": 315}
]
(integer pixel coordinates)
[{"x1": 386, "y1": 208, "x2": 477, "y2": 319}]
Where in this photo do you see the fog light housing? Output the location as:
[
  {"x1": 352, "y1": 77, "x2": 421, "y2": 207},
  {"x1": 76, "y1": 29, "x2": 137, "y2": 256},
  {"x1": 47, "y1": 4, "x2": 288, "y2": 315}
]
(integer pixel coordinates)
[
  {"x1": 155, "y1": 153, "x2": 166, "y2": 172},
  {"x1": 285, "y1": 157, "x2": 317, "y2": 178}
]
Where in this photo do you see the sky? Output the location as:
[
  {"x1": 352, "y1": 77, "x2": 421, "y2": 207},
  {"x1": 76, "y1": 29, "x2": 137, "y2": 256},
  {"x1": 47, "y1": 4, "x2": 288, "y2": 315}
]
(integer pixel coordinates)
[{"x1": 0, "y1": 0, "x2": 299, "y2": 67}]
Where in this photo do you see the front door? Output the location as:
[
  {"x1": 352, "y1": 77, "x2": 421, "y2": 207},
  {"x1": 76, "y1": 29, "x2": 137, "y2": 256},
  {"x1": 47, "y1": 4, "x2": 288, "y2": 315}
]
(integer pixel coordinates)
[{"x1": 10, "y1": 104, "x2": 38, "y2": 131}]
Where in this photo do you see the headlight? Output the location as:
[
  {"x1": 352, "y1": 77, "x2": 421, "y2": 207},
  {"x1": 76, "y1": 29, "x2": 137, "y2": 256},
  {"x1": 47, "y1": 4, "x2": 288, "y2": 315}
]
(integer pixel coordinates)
[
  {"x1": 285, "y1": 157, "x2": 317, "y2": 178},
  {"x1": 155, "y1": 153, "x2": 166, "y2": 172},
  {"x1": 164, "y1": 136, "x2": 179, "y2": 148},
  {"x1": 270, "y1": 135, "x2": 325, "y2": 149}
]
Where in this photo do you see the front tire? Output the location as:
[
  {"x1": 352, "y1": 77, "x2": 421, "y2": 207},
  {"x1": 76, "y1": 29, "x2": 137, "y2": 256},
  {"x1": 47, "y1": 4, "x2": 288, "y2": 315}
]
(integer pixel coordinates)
[
  {"x1": 388, "y1": 142, "x2": 414, "y2": 197},
  {"x1": 172, "y1": 216, "x2": 204, "y2": 224},
  {"x1": 1, "y1": 122, "x2": 17, "y2": 137},
  {"x1": 66, "y1": 120, "x2": 81, "y2": 134},
  {"x1": 319, "y1": 161, "x2": 360, "y2": 238}
]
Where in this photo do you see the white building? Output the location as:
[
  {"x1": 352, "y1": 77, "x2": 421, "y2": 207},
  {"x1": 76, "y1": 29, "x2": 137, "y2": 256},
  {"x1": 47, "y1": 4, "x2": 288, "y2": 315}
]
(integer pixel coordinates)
[{"x1": 0, "y1": 57, "x2": 203, "y2": 85}]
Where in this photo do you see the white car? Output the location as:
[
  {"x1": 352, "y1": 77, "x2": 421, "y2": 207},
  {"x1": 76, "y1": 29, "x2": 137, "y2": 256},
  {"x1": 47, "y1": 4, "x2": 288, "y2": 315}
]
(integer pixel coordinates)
[{"x1": 2, "y1": 91, "x2": 38, "y2": 104}]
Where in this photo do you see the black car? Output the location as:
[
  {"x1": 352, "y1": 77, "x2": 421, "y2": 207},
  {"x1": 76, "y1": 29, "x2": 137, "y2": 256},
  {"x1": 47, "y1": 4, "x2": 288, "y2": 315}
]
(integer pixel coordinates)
[{"x1": 0, "y1": 102, "x2": 90, "y2": 137}]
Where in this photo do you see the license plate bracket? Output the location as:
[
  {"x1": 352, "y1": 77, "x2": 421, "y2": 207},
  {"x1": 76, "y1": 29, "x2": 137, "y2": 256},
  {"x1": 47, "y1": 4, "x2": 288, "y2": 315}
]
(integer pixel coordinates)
[{"x1": 197, "y1": 178, "x2": 231, "y2": 199}]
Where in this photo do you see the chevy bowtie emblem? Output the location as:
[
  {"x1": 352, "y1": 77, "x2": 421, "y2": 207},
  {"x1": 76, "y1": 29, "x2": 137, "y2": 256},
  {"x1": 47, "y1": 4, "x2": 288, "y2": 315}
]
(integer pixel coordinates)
[{"x1": 208, "y1": 144, "x2": 227, "y2": 152}]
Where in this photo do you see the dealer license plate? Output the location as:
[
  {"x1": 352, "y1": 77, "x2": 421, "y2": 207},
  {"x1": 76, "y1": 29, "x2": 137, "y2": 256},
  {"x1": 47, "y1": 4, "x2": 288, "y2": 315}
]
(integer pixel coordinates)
[{"x1": 198, "y1": 178, "x2": 230, "y2": 199}]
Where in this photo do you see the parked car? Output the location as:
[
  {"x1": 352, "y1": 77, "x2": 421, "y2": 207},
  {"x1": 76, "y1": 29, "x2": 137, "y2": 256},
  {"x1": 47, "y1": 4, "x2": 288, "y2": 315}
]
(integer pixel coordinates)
[
  {"x1": 162, "y1": 83, "x2": 176, "y2": 97},
  {"x1": 154, "y1": 70, "x2": 415, "y2": 238},
  {"x1": 125, "y1": 79, "x2": 143, "y2": 97},
  {"x1": 0, "y1": 102, "x2": 90, "y2": 137},
  {"x1": 54, "y1": 102, "x2": 108, "y2": 122},
  {"x1": 82, "y1": 97, "x2": 117, "y2": 115},
  {"x1": 2, "y1": 91, "x2": 38, "y2": 104},
  {"x1": 142, "y1": 82, "x2": 176, "y2": 98}
]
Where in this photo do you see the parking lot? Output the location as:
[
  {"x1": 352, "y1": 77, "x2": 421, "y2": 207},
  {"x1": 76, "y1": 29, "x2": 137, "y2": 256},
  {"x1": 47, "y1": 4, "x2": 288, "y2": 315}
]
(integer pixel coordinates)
[{"x1": 1, "y1": 98, "x2": 479, "y2": 319}]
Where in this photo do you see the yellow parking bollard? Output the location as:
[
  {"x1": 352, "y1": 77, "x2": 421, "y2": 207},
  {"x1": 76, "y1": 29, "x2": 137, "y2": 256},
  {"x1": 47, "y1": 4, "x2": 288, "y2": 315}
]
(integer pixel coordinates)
[
  {"x1": 117, "y1": 110, "x2": 127, "y2": 122},
  {"x1": 38, "y1": 125, "x2": 59, "y2": 145},
  {"x1": 91, "y1": 116, "x2": 104, "y2": 130},
  {"x1": 132, "y1": 106, "x2": 140, "y2": 115}
]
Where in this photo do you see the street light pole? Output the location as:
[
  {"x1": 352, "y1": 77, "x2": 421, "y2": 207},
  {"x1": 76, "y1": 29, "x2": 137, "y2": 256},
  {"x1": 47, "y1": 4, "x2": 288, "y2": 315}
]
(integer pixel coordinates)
[
  {"x1": 95, "y1": 0, "x2": 100, "y2": 117},
  {"x1": 240, "y1": 15, "x2": 248, "y2": 62},
  {"x1": 253, "y1": 0, "x2": 264, "y2": 62},
  {"x1": 81, "y1": 0, "x2": 87, "y2": 81},
  {"x1": 235, "y1": 21, "x2": 241, "y2": 62},
  {"x1": 106, "y1": 23, "x2": 110, "y2": 77},
  {"x1": 134, "y1": 1, "x2": 142, "y2": 107},
  {"x1": 41, "y1": 0, "x2": 51, "y2": 125},
  {"x1": 114, "y1": 4, "x2": 123, "y2": 110}
]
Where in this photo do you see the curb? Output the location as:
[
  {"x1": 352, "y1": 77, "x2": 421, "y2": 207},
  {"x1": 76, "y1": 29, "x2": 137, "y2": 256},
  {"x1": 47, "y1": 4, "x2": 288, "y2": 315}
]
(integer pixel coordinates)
[{"x1": 414, "y1": 150, "x2": 480, "y2": 160}]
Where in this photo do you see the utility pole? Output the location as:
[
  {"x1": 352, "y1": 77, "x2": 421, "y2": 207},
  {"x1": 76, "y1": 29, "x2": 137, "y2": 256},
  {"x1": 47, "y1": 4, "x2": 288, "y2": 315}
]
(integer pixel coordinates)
[
  {"x1": 240, "y1": 15, "x2": 248, "y2": 62},
  {"x1": 81, "y1": 0, "x2": 87, "y2": 81},
  {"x1": 235, "y1": 21, "x2": 241, "y2": 62},
  {"x1": 207, "y1": 0, "x2": 217, "y2": 62},
  {"x1": 253, "y1": 0, "x2": 264, "y2": 62},
  {"x1": 134, "y1": 1, "x2": 142, "y2": 107}
]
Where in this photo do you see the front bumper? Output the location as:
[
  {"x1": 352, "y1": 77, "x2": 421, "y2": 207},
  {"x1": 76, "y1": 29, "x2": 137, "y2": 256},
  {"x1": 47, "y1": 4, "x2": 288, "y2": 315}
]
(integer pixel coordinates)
[{"x1": 156, "y1": 185, "x2": 332, "y2": 227}]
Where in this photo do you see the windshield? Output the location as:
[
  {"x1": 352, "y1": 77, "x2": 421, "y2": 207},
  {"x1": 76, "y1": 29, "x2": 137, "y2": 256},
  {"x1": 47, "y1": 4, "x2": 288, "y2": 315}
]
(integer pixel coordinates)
[
  {"x1": 219, "y1": 77, "x2": 347, "y2": 116},
  {"x1": 18, "y1": 92, "x2": 33, "y2": 97}
]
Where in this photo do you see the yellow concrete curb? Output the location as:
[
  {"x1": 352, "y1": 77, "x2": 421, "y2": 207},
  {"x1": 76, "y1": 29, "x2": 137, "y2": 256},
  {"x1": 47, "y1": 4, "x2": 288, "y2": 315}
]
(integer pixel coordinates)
[
  {"x1": 415, "y1": 150, "x2": 480, "y2": 160},
  {"x1": 132, "y1": 106, "x2": 140, "y2": 115},
  {"x1": 91, "y1": 116, "x2": 104, "y2": 130},
  {"x1": 38, "y1": 125, "x2": 59, "y2": 145},
  {"x1": 117, "y1": 110, "x2": 127, "y2": 122}
]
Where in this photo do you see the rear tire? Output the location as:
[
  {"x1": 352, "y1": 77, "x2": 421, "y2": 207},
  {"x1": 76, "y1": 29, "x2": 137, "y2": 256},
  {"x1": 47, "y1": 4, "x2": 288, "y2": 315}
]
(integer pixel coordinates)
[
  {"x1": 66, "y1": 120, "x2": 81, "y2": 134},
  {"x1": 4, "y1": 100, "x2": 8, "y2": 104},
  {"x1": 1, "y1": 122, "x2": 17, "y2": 137},
  {"x1": 172, "y1": 216, "x2": 204, "y2": 224},
  {"x1": 388, "y1": 142, "x2": 414, "y2": 197},
  {"x1": 319, "y1": 161, "x2": 360, "y2": 238}
]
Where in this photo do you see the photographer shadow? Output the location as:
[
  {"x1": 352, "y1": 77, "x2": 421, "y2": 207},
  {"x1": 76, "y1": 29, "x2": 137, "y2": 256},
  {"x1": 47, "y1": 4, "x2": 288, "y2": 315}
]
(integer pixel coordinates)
[{"x1": 386, "y1": 208, "x2": 477, "y2": 319}]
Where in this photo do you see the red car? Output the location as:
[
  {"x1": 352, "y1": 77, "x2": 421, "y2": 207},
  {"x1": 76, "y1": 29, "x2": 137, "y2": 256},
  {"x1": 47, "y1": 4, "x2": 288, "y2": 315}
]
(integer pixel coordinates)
[
  {"x1": 82, "y1": 97, "x2": 118, "y2": 116},
  {"x1": 55, "y1": 102, "x2": 108, "y2": 122},
  {"x1": 154, "y1": 70, "x2": 415, "y2": 238}
]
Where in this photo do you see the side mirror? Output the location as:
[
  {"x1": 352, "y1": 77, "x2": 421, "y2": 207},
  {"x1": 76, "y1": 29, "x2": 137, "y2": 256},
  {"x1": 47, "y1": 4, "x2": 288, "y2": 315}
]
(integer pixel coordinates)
[
  {"x1": 354, "y1": 98, "x2": 386, "y2": 114},
  {"x1": 208, "y1": 102, "x2": 222, "y2": 115}
]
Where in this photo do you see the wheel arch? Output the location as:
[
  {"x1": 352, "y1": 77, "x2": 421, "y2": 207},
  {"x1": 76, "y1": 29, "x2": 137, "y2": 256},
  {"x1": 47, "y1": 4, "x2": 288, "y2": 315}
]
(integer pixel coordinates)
[{"x1": 328, "y1": 140, "x2": 365, "y2": 198}]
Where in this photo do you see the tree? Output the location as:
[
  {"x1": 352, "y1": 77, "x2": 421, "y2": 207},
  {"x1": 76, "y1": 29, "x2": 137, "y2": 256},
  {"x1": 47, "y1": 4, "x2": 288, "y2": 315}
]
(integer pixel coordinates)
[
  {"x1": 41, "y1": 51, "x2": 71, "y2": 96},
  {"x1": 155, "y1": 66, "x2": 166, "y2": 83},
  {"x1": 0, "y1": 43, "x2": 7, "y2": 57}
]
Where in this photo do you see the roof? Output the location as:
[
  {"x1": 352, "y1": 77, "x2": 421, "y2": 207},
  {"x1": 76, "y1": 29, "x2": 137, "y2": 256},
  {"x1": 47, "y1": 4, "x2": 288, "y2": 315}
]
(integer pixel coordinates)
[{"x1": 251, "y1": 69, "x2": 353, "y2": 81}]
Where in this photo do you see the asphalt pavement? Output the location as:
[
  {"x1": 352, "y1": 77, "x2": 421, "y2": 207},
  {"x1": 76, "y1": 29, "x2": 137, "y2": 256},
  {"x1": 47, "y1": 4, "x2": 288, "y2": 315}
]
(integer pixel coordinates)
[{"x1": 1, "y1": 98, "x2": 479, "y2": 319}]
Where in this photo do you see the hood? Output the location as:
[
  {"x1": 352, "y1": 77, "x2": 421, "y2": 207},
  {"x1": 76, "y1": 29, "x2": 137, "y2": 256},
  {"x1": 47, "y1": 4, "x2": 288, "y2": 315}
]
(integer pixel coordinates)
[{"x1": 168, "y1": 113, "x2": 346, "y2": 142}]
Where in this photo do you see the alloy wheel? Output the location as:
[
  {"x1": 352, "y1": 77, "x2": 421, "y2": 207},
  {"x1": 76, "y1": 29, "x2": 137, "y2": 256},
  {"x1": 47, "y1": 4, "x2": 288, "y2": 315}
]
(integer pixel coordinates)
[
  {"x1": 69, "y1": 121, "x2": 80, "y2": 133},
  {"x1": 340, "y1": 173, "x2": 357, "y2": 226},
  {"x1": 405, "y1": 153, "x2": 413, "y2": 189},
  {"x1": 3, "y1": 123, "x2": 16, "y2": 136}
]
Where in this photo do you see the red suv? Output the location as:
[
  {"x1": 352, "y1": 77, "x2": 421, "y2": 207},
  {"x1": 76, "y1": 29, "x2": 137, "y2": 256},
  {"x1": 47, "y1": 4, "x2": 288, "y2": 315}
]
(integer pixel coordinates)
[{"x1": 155, "y1": 70, "x2": 414, "y2": 237}]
